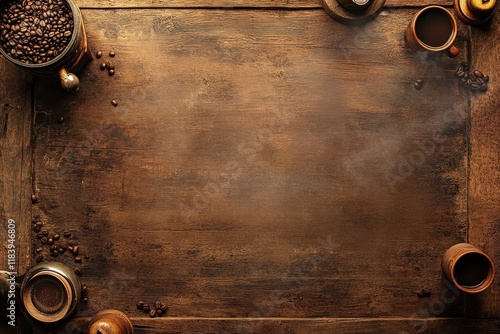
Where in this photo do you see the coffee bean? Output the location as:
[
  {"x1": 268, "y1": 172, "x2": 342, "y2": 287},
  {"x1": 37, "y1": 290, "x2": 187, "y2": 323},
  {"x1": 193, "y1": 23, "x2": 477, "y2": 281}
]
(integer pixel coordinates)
[
  {"x1": 72, "y1": 245, "x2": 79, "y2": 256},
  {"x1": 483, "y1": 75, "x2": 489, "y2": 83},
  {"x1": 143, "y1": 303, "x2": 150, "y2": 312},
  {"x1": 74, "y1": 268, "x2": 82, "y2": 276},
  {"x1": 96, "y1": 50, "x2": 102, "y2": 58},
  {"x1": 33, "y1": 225, "x2": 41, "y2": 233},
  {"x1": 58, "y1": 247, "x2": 65, "y2": 254},
  {"x1": 108, "y1": 69, "x2": 115, "y2": 76},
  {"x1": 31, "y1": 194, "x2": 38, "y2": 203},
  {"x1": 155, "y1": 301, "x2": 161, "y2": 310},
  {"x1": 109, "y1": 51, "x2": 115, "y2": 57},
  {"x1": 48, "y1": 238, "x2": 54, "y2": 245},
  {"x1": 63, "y1": 231, "x2": 71, "y2": 238},
  {"x1": 36, "y1": 254, "x2": 43, "y2": 263},
  {"x1": 417, "y1": 291, "x2": 425, "y2": 298},
  {"x1": 51, "y1": 250, "x2": 59, "y2": 257},
  {"x1": 75, "y1": 256, "x2": 82, "y2": 263},
  {"x1": 36, "y1": 247, "x2": 43, "y2": 253},
  {"x1": 422, "y1": 288, "x2": 431, "y2": 297},
  {"x1": 160, "y1": 305, "x2": 167, "y2": 314},
  {"x1": 67, "y1": 245, "x2": 73, "y2": 252},
  {"x1": 37, "y1": 232, "x2": 44, "y2": 239},
  {"x1": 42, "y1": 230, "x2": 49, "y2": 236},
  {"x1": 149, "y1": 309, "x2": 156, "y2": 318},
  {"x1": 137, "y1": 301, "x2": 145, "y2": 310},
  {"x1": 41, "y1": 236, "x2": 48, "y2": 244},
  {"x1": 413, "y1": 82, "x2": 422, "y2": 90},
  {"x1": 57, "y1": 116, "x2": 64, "y2": 123},
  {"x1": 100, "y1": 62, "x2": 106, "y2": 70},
  {"x1": 83, "y1": 297, "x2": 88, "y2": 303},
  {"x1": 111, "y1": 100, "x2": 118, "y2": 106},
  {"x1": 156, "y1": 309, "x2": 163, "y2": 317},
  {"x1": 473, "y1": 70, "x2": 483, "y2": 78},
  {"x1": 0, "y1": 0, "x2": 74, "y2": 64},
  {"x1": 35, "y1": 221, "x2": 44, "y2": 227},
  {"x1": 50, "y1": 244, "x2": 57, "y2": 252},
  {"x1": 480, "y1": 84, "x2": 488, "y2": 92},
  {"x1": 53, "y1": 233, "x2": 60, "y2": 240}
]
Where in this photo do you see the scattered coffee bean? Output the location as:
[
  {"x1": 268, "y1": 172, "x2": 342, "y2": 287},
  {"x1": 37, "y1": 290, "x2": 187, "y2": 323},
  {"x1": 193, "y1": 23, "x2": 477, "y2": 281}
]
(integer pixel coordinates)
[
  {"x1": 31, "y1": 194, "x2": 38, "y2": 203},
  {"x1": 137, "y1": 301, "x2": 145, "y2": 310},
  {"x1": 100, "y1": 62, "x2": 107, "y2": 70},
  {"x1": 83, "y1": 297, "x2": 88, "y2": 303},
  {"x1": 111, "y1": 100, "x2": 118, "y2": 107},
  {"x1": 105, "y1": 62, "x2": 111, "y2": 69},
  {"x1": 0, "y1": 0, "x2": 74, "y2": 64},
  {"x1": 72, "y1": 245, "x2": 79, "y2": 256},
  {"x1": 48, "y1": 238, "x2": 54, "y2": 245},
  {"x1": 74, "y1": 267, "x2": 82, "y2": 276},
  {"x1": 58, "y1": 247, "x2": 65, "y2": 254},
  {"x1": 37, "y1": 233, "x2": 44, "y2": 239},
  {"x1": 50, "y1": 244, "x2": 57, "y2": 252},
  {"x1": 160, "y1": 305, "x2": 167, "y2": 314},
  {"x1": 35, "y1": 221, "x2": 43, "y2": 227},
  {"x1": 36, "y1": 247, "x2": 42, "y2": 253},
  {"x1": 53, "y1": 233, "x2": 60, "y2": 240},
  {"x1": 156, "y1": 309, "x2": 163, "y2": 317},
  {"x1": 108, "y1": 69, "x2": 115, "y2": 76},
  {"x1": 75, "y1": 256, "x2": 82, "y2": 263},
  {"x1": 57, "y1": 116, "x2": 64, "y2": 124},
  {"x1": 36, "y1": 254, "x2": 43, "y2": 263},
  {"x1": 33, "y1": 225, "x2": 41, "y2": 233},
  {"x1": 42, "y1": 230, "x2": 48, "y2": 236},
  {"x1": 63, "y1": 231, "x2": 71, "y2": 238},
  {"x1": 149, "y1": 309, "x2": 156, "y2": 318},
  {"x1": 109, "y1": 51, "x2": 115, "y2": 57},
  {"x1": 456, "y1": 63, "x2": 489, "y2": 92},
  {"x1": 67, "y1": 245, "x2": 73, "y2": 252},
  {"x1": 96, "y1": 51, "x2": 102, "y2": 58},
  {"x1": 51, "y1": 250, "x2": 59, "y2": 257},
  {"x1": 41, "y1": 236, "x2": 48, "y2": 244},
  {"x1": 143, "y1": 304, "x2": 150, "y2": 312},
  {"x1": 155, "y1": 301, "x2": 161, "y2": 310}
]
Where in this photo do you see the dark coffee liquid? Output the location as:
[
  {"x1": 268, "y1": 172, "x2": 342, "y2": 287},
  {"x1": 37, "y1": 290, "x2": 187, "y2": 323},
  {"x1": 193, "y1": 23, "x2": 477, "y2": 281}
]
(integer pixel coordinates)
[
  {"x1": 30, "y1": 276, "x2": 67, "y2": 314},
  {"x1": 415, "y1": 8, "x2": 453, "y2": 48},
  {"x1": 454, "y1": 253, "x2": 491, "y2": 288}
]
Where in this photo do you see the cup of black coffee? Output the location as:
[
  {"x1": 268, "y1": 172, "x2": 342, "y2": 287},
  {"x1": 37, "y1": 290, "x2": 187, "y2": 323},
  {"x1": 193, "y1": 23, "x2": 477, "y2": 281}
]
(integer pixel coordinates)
[
  {"x1": 0, "y1": 0, "x2": 92, "y2": 91},
  {"x1": 442, "y1": 243, "x2": 495, "y2": 293},
  {"x1": 405, "y1": 6, "x2": 459, "y2": 58}
]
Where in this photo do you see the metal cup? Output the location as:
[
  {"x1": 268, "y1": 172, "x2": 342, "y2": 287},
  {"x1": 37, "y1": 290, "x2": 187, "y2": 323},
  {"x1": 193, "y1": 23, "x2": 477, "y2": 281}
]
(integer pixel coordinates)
[
  {"x1": 0, "y1": 0, "x2": 92, "y2": 91},
  {"x1": 21, "y1": 262, "x2": 81, "y2": 323},
  {"x1": 88, "y1": 309, "x2": 135, "y2": 334},
  {"x1": 336, "y1": 0, "x2": 373, "y2": 11},
  {"x1": 442, "y1": 243, "x2": 495, "y2": 293},
  {"x1": 405, "y1": 6, "x2": 459, "y2": 58}
]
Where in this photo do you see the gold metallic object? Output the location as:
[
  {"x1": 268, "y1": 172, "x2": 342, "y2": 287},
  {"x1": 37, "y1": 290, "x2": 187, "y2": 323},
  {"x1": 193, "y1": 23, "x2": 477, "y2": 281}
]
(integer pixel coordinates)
[
  {"x1": 336, "y1": 0, "x2": 373, "y2": 11},
  {"x1": 454, "y1": 0, "x2": 497, "y2": 24},
  {"x1": 88, "y1": 309, "x2": 135, "y2": 334}
]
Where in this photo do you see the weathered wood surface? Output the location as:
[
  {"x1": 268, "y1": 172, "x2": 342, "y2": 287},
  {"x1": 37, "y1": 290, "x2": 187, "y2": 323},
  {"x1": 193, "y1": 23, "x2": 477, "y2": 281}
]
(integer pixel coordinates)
[
  {"x1": 73, "y1": 0, "x2": 453, "y2": 9},
  {"x1": 39, "y1": 317, "x2": 467, "y2": 333},
  {"x1": 0, "y1": 61, "x2": 33, "y2": 275},
  {"x1": 467, "y1": 9, "x2": 500, "y2": 321},
  {"x1": 30, "y1": 8, "x2": 469, "y2": 331}
]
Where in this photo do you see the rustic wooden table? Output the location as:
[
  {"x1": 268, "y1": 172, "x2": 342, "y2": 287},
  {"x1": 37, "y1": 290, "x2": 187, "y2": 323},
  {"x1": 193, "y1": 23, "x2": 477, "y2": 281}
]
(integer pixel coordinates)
[{"x1": 1, "y1": 0, "x2": 499, "y2": 333}]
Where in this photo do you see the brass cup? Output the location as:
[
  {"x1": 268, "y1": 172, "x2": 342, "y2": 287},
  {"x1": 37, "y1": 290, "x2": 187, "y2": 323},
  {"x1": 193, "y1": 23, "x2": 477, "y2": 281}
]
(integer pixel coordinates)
[
  {"x1": 21, "y1": 262, "x2": 81, "y2": 323},
  {"x1": 442, "y1": 243, "x2": 495, "y2": 293},
  {"x1": 405, "y1": 6, "x2": 459, "y2": 58},
  {"x1": 88, "y1": 309, "x2": 135, "y2": 334}
]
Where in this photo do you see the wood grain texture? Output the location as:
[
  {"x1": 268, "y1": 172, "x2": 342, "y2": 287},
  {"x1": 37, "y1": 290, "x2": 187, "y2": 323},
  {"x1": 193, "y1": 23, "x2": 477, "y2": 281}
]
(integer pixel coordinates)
[
  {"x1": 73, "y1": 0, "x2": 453, "y2": 9},
  {"x1": 0, "y1": 60, "x2": 33, "y2": 275},
  {"x1": 467, "y1": 10, "x2": 500, "y2": 320},
  {"x1": 30, "y1": 8, "x2": 469, "y2": 328},
  {"x1": 35, "y1": 317, "x2": 467, "y2": 334}
]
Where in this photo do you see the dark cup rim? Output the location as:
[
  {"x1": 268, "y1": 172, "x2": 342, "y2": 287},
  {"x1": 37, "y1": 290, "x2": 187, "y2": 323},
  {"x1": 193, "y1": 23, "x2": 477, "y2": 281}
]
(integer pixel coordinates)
[{"x1": 412, "y1": 5, "x2": 457, "y2": 52}]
